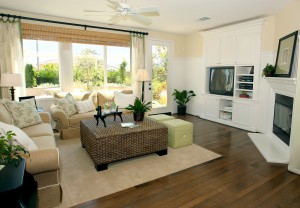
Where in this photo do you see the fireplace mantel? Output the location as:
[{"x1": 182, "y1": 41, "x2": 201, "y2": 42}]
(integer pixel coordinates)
[{"x1": 265, "y1": 77, "x2": 297, "y2": 96}]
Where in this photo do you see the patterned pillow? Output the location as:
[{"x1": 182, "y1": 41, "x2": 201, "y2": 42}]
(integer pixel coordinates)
[
  {"x1": 75, "y1": 100, "x2": 95, "y2": 114},
  {"x1": 4, "y1": 101, "x2": 42, "y2": 129},
  {"x1": 55, "y1": 97, "x2": 78, "y2": 117}
]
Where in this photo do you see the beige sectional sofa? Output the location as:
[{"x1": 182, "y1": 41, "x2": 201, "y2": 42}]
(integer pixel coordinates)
[
  {"x1": 0, "y1": 101, "x2": 61, "y2": 208},
  {"x1": 51, "y1": 90, "x2": 133, "y2": 140}
]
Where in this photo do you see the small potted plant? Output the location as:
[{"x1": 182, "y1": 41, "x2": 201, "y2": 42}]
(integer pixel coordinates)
[
  {"x1": 103, "y1": 102, "x2": 111, "y2": 114},
  {"x1": 172, "y1": 89, "x2": 196, "y2": 115},
  {"x1": 262, "y1": 63, "x2": 275, "y2": 77},
  {"x1": 125, "y1": 97, "x2": 151, "y2": 121},
  {"x1": 0, "y1": 130, "x2": 29, "y2": 169},
  {"x1": 110, "y1": 101, "x2": 117, "y2": 112}
]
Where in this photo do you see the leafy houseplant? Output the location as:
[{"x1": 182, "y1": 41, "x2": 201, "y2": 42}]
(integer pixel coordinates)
[
  {"x1": 125, "y1": 97, "x2": 151, "y2": 121},
  {"x1": 262, "y1": 64, "x2": 275, "y2": 77},
  {"x1": 172, "y1": 89, "x2": 196, "y2": 115},
  {"x1": 0, "y1": 130, "x2": 29, "y2": 168}
]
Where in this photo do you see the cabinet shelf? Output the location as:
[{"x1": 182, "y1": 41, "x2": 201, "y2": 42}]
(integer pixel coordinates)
[
  {"x1": 237, "y1": 81, "x2": 253, "y2": 84},
  {"x1": 236, "y1": 74, "x2": 254, "y2": 76},
  {"x1": 219, "y1": 108, "x2": 233, "y2": 113},
  {"x1": 235, "y1": 89, "x2": 253, "y2": 92}
]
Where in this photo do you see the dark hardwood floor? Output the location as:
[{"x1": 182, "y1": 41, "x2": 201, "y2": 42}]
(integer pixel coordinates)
[{"x1": 74, "y1": 115, "x2": 300, "y2": 208}]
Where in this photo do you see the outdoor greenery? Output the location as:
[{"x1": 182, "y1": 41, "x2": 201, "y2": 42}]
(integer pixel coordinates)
[
  {"x1": 152, "y1": 46, "x2": 168, "y2": 105},
  {"x1": 25, "y1": 48, "x2": 130, "y2": 90},
  {"x1": 0, "y1": 131, "x2": 29, "y2": 167}
]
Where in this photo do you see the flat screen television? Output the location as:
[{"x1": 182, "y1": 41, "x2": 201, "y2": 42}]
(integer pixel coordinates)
[{"x1": 209, "y1": 67, "x2": 234, "y2": 96}]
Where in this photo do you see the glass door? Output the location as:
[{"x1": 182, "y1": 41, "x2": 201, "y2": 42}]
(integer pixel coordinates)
[{"x1": 145, "y1": 39, "x2": 173, "y2": 115}]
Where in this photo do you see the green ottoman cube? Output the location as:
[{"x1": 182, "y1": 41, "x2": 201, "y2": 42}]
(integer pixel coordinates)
[
  {"x1": 148, "y1": 114, "x2": 175, "y2": 123},
  {"x1": 163, "y1": 119, "x2": 193, "y2": 148}
]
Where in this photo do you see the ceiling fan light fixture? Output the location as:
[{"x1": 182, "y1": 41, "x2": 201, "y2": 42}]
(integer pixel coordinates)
[{"x1": 195, "y1": 17, "x2": 211, "y2": 22}]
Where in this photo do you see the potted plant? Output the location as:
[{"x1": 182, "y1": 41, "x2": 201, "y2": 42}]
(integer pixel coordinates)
[
  {"x1": 172, "y1": 89, "x2": 196, "y2": 115},
  {"x1": 125, "y1": 97, "x2": 151, "y2": 121},
  {"x1": 103, "y1": 102, "x2": 111, "y2": 114},
  {"x1": 262, "y1": 63, "x2": 275, "y2": 77},
  {"x1": 110, "y1": 101, "x2": 117, "y2": 112},
  {"x1": 0, "y1": 130, "x2": 29, "y2": 168}
]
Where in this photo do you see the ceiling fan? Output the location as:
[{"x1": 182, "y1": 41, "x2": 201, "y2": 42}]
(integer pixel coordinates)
[{"x1": 84, "y1": 0, "x2": 160, "y2": 25}]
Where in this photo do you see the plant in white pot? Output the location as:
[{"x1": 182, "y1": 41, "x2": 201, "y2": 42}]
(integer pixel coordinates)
[
  {"x1": 172, "y1": 89, "x2": 196, "y2": 115},
  {"x1": 125, "y1": 97, "x2": 151, "y2": 121},
  {"x1": 0, "y1": 130, "x2": 29, "y2": 168}
]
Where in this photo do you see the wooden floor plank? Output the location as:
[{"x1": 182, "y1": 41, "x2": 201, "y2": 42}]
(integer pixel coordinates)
[{"x1": 74, "y1": 115, "x2": 300, "y2": 208}]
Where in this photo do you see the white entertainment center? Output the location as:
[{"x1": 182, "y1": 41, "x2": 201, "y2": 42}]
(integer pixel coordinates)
[{"x1": 200, "y1": 19, "x2": 264, "y2": 132}]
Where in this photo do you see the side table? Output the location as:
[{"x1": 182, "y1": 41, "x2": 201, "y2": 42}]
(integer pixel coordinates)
[{"x1": 0, "y1": 159, "x2": 38, "y2": 207}]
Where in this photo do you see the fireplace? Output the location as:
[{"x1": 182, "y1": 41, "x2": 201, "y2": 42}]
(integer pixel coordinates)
[
  {"x1": 248, "y1": 77, "x2": 296, "y2": 164},
  {"x1": 273, "y1": 94, "x2": 294, "y2": 146}
]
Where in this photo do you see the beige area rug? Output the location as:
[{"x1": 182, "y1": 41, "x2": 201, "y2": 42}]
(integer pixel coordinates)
[{"x1": 56, "y1": 138, "x2": 221, "y2": 207}]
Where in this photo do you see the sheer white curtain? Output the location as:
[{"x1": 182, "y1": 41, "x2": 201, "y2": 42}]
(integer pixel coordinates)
[
  {"x1": 0, "y1": 19, "x2": 25, "y2": 99},
  {"x1": 130, "y1": 34, "x2": 145, "y2": 97}
]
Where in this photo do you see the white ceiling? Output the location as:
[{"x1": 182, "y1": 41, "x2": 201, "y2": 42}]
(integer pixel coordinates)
[{"x1": 0, "y1": 0, "x2": 293, "y2": 34}]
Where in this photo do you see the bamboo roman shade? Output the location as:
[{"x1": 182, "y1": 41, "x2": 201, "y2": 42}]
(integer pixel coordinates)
[{"x1": 22, "y1": 23, "x2": 130, "y2": 47}]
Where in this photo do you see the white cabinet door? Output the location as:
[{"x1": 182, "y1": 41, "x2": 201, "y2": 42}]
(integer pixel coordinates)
[
  {"x1": 236, "y1": 31, "x2": 255, "y2": 65},
  {"x1": 232, "y1": 101, "x2": 256, "y2": 127},
  {"x1": 203, "y1": 97, "x2": 219, "y2": 118},
  {"x1": 205, "y1": 38, "x2": 220, "y2": 66},
  {"x1": 220, "y1": 34, "x2": 236, "y2": 65}
]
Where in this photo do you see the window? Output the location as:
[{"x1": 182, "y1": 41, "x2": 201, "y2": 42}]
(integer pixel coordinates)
[
  {"x1": 22, "y1": 23, "x2": 131, "y2": 96},
  {"x1": 73, "y1": 43, "x2": 131, "y2": 91},
  {"x1": 23, "y1": 40, "x2": 60, "y2": 95}
]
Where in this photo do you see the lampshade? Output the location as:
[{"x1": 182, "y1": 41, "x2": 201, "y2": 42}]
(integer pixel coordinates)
[
  {"x1": 136, "y1": 69, "x2": 151, "y2": 81},
  {"x1": 0, "y1": 73, "x2": 23, "y2": 87}
]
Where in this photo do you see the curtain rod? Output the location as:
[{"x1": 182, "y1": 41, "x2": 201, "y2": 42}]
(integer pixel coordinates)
[{"x1": 0, "y1": 13, "x2": 149, "y2": 35}]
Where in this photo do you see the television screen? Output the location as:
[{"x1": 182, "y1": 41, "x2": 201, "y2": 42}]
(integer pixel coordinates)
[{"x1": 209, "y1": 67, "x2": 234, "y2": 96}]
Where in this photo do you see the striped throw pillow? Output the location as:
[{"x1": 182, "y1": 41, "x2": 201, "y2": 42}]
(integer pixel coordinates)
[{"x1": 75, "y1": 100, "x2": 95, "y2": 114}]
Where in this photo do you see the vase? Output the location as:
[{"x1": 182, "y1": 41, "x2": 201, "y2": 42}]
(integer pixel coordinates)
[
  {"x1": 133, "y1": 112, "x2": 145, "y2": 121},
  {"x1": 177, "y1": 105, "x2": 186, "y2": 115}
]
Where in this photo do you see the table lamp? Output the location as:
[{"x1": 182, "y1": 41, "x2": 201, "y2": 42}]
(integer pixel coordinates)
[
  {"x1": 137, "y1": 69, "x2": 151, "y2": 101},
  {"x1": 0, "y1": 73, "x2": 23, "y2": 101}
]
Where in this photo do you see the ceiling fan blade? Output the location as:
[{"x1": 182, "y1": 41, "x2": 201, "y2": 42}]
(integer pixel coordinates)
[
  {"x1": 107, "y1": 0, "x2": 122, "y2": 8},
  {"x1": 108, "y1": 16, "x2": 123, "y2": 24},
  {"x1": 84, "y1": 10, "x2": 114, "y2": 13},
  {"x1": 135, "y1": 7, "x2": 160, "y2": 16},
  {"x1": 128, "y1": 14, "x2": 152, "y2": 25}
]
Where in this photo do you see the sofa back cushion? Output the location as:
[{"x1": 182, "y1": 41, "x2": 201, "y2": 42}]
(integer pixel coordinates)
[
  {"x1": 4, "y1": 100, "x2": 43, "y2": 129},
  {"x1": 97, "y1": 92, "x2": 114, "y2": 108},
  {"x1": 114, "y1": 91, "x2": 136, "y2": 108},
  {"x1": 54, "y1": 92, "x2": 92, "y2": 101},
  {"x1": 0, "y1": 100, "x2": 13, "y2": 124}
]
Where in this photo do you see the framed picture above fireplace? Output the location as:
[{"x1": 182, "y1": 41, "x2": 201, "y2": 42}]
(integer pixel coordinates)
[{"x1": 274, "y1": 30, "x2": 298, "y2": 78}]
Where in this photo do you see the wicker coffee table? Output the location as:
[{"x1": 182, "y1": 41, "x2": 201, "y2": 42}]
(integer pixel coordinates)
[{"x1": 80, "y1": 115, "x2": 168, "y2": 171}]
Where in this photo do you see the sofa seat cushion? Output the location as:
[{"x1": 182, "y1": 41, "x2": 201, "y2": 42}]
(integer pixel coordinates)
[
  {"x1": 22, "y1": 123, "x2": 54, "y2": 138},
  {"x1": 31, "y1": 136, "x2": 57, "y2": 149},
  {"x1": 69, "y1": 111, "x2": 96, "y2": 127}
]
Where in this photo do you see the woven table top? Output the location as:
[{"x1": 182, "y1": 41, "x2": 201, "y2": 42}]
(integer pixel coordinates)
[{"x1": 80, "y1": 115, "x2": 167, "y2": 139}]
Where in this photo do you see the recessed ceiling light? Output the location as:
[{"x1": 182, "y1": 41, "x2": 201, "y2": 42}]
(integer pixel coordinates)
[{"x1": 195, "y1": 17, "x2": 210, "y2": 22}]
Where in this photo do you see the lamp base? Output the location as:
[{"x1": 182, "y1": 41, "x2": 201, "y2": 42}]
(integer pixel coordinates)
[{"x1": 10, "y1": 87, "x2": 15, "y2": 101}]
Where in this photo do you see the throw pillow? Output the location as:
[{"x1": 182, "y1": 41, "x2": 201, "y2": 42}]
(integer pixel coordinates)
[
  {"x1": 20, "y1": 98, "x2": 36, "y2": 109},
  {"x1": 75, "y1": 100, "x2": 95, "y2": 114},
  {"x1": 0, "y1": 122, "x2": 38, "y2": 150},
  {"x1": 4, "y1": 101, "x2": 43, "y2": 129},
  {"x1": 55, "y1": 97, "x2": 78, "y2": 117},
  {"x1": 114, "y1": 91, "x2": 136, "y2": 108},
  {"x1": 65, "y1": 92, "x2": 76, "y2": 103}
]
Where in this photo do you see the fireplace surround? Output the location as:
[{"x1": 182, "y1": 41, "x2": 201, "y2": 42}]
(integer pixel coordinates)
[{"x1": 248, "y1": 77, "x2": 296, "y2": 164}]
